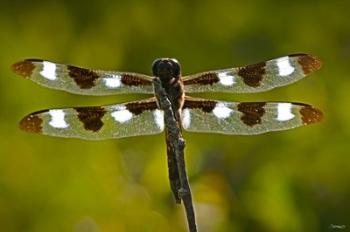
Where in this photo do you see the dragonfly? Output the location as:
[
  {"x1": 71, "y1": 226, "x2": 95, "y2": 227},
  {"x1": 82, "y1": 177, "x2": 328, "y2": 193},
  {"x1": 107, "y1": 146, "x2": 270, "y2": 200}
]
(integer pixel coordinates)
[{"x1": 12, "y1": 54, "x2": 323, "y2": 203}]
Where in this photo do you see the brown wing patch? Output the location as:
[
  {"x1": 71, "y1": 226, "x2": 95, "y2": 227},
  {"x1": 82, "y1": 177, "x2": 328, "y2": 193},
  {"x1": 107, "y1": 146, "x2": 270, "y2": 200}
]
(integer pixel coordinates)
[
  {"x1": 237, "y1": 62, "x2": 266, "y2": 87},
  {"x1": 299, "y1": 105, "x2": 323, "y2": 124},
  {"x1": 75, "y1": 107, "x2": 106, "y2": 132},
  {"x1": 19, "y1": 114, "x2": 43, "y2": 133},
  {"x1": 237, "y1": 102, "x2": 266, "y2": 126},
  {"x1": 289, "y1": 54, "x2": 322, "y2": 75},
  {"x1": 125, "y1": 101, "x2": 158, "y2": 115},
  {"x1": 68, "y1": 66, "x2": 99, "y2": 89},
  {"x1": 183, "y1": 72, "x2": 219, "y2": 86},
  {"x1": 121, "y1": 74, "x2": 152, "y2": 86},
  {"x1": 183, "y1": 98, "x2": 217, "y2": 113},
  {"x1": 11, "y1": 60, "x2": 36, "y2": 78}
]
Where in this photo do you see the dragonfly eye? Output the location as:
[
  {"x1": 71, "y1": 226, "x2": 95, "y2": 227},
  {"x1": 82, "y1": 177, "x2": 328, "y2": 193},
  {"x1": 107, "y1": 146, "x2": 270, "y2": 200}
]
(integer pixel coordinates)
[
  {"x1": 152, "y1": 59, "x2": 162, "y2": 76},
  {"x1": 170, "y1": 58, "x2": 181, "y2": 77},
  {"x1": 152, "y1": 58, "x2": 181, "y2": 78}
]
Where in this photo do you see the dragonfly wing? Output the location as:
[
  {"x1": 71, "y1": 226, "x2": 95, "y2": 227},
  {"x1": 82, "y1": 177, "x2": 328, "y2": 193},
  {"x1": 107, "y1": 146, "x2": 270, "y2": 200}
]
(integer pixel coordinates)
[
  {"x1": 12, "y1": 59, "x2": 154, "y2": 95},
  {"x1": 19, "y1": 98, "x2": 164, "y2": 140},
  {"x1": 181, "y1": 97, "x2": 323, "y2": 135},
  {"x1": 183, "y1": 54, "x2": 321, "y2": 93}
]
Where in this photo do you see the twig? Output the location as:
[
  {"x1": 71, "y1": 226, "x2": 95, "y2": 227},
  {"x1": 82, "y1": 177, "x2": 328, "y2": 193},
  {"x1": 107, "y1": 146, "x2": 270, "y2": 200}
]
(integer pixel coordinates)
[{"x1": 153, "y1": 77, "x2": 197, "y2": 232}]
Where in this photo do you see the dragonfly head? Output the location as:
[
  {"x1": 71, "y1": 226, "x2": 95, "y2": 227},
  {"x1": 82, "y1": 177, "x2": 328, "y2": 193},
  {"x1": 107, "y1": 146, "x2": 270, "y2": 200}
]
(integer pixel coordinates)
[{"x1": 152, "y1": 58, "x2": 181, "y2": 83}]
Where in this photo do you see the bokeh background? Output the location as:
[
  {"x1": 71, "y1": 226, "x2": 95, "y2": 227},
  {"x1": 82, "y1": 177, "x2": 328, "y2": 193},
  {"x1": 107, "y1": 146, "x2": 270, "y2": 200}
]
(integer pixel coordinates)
[{"x1": 0, "y1": 0, "x2": 349, "y2": 231}]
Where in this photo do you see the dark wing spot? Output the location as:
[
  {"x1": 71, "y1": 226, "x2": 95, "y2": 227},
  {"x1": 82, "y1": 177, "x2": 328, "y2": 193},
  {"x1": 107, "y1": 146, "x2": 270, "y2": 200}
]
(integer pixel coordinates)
[
  {"x1": 11, "y1": 60, "x2": 36, "y2": 78},
  {"x1": 183, "y1": 72, "x2": 219, "y2": 85},
  {"x1": 237, "y1": 102, "x2": 266, "y2": 126},
  {"x1": 298, "y1": 54, "x2": 322, "y2": 75},
  {"x1": 75, "y1": 107, "x2": 106, "y2": 132},
  {"x1": 299, "y1": 105, "x2": 323, "y2": 124},
  {"x1": 183, "y1": 99, "x2": 217, "y2": 113},
  {"x1": 68, "y1": 65, "x2": 99, "y2": 89},
  {"x1": 289, "y1": 54, "x2": 322, "y2": 75},
  {"x1": 237, "y1": 62, "x2": 266, "y2": 87},
  {"x1": 125, "y1": 101, "x2": 158, "y2": 115},
  {"x1": 121, "y1": 74, "x2": 152, "y2": 86},
  {"x1": 19, "y1": 114, "x2": 43, "y2": 133}
]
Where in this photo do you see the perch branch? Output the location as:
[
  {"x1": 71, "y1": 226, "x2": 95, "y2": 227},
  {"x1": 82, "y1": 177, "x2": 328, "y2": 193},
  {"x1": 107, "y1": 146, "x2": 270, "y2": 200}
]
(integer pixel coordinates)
[{"x1": 153, "y1": 77, "x2": 197, "y2": 232}]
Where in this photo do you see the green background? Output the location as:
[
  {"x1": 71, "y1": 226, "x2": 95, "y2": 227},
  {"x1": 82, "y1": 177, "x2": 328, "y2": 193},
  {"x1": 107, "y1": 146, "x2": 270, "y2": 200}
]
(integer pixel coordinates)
[{"x1": 0, "y1": 0, "x2": 349, "y2": 231}]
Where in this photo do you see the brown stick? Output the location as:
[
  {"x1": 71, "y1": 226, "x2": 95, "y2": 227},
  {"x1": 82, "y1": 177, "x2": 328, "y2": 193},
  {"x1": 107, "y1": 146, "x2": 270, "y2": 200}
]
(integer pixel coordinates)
[{"x1": 153, "y1": 77, "x2": 197, "y2": 232}]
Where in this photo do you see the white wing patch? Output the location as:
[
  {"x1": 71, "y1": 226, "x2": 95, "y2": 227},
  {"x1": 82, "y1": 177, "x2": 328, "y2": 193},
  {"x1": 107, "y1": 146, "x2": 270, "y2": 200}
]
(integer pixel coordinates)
[
  {"x1": 48, "y1": 110, "x2": 69, "y2": 128},
  {"x1": 40, "y1": 61, "x2": 57, "y2": 80},
  {"x1": 276, "y1": 57, "x2": 295, "y2": 76},
  {"x1": 153, "y1": 109, "x2": 164, "y2": 130},
  {"x1": 277, "y1": 103, "x2": 295, "y2": 121},
  {"x1": 213, "y1": 103, "x2": 233, "y2": 119},
  {"x1": 181, "y1": 108, "x2": 191, "y2": 129},
  {"x1": 218, "y1": 71, "x2": 235, "y2": 86},
  {"x1": 104, "y1": 75, "x2": 121, "y2": 88},
  {"x1": 111, "y1": 107, "x2": 133, "y2": 123}
]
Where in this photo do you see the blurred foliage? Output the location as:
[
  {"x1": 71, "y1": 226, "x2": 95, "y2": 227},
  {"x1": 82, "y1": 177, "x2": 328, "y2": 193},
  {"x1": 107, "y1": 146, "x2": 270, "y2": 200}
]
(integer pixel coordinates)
[{"x1": 0, "y1": 0, "x2": 349, "y2": 231}]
